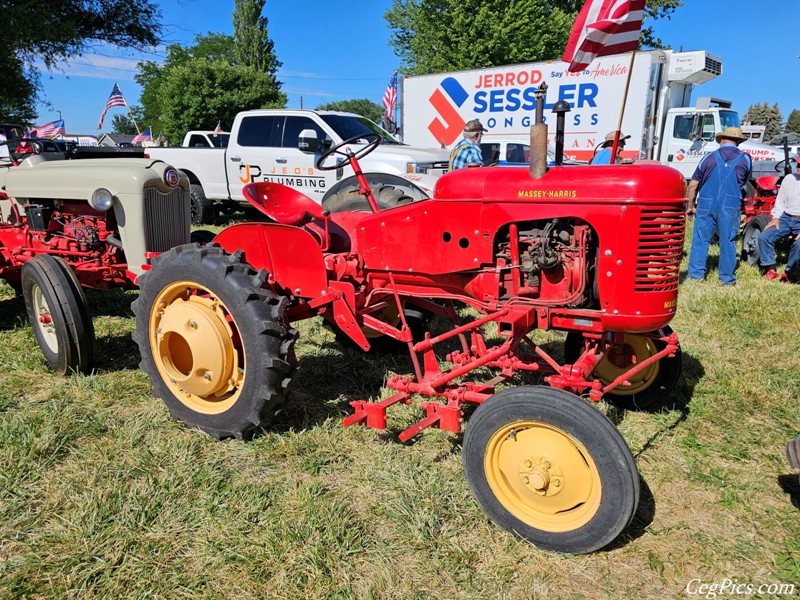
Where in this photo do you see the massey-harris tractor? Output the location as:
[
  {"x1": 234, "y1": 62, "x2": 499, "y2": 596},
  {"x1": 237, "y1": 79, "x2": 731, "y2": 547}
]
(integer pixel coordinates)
[
  {"x1": 0, "y1": 139, "x2": 191, "y2": 374},
  {"x1": 133, "y1": 112, "x2": 687, "y2": 553}
]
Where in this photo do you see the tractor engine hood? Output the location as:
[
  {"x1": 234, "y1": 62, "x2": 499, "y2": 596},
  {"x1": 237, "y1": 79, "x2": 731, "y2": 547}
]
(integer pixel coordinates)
[{"x1": 0, "y1": 157, "x2": 179, "y2": 200}]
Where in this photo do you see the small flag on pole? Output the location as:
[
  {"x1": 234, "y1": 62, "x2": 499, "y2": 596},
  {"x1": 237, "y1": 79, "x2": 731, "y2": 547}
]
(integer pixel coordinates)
[
  {"x1": 97, "y1": 83, "x2": 128, "y2": 130},
  {"x1": 212, "y1": 120, "x2": 222, "y2": 137},
  {"x1": 562, "y1": 0, "x2": 646, "y2": 73},
  {"x1": 33, "y1": 119, "x2": 66, "y2": 138},
  {"x1": 132, "y1": 127, "x2": 152, "y2": 145},
  {"x1": 381, "y1": 72, "x2": 398, "y2": 122}
]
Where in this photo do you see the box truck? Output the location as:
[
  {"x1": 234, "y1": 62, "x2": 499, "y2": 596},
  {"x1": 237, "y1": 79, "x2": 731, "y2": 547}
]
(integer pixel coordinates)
[{"x1": 400, "y1": 50, "x2": 783, "y2": 178}]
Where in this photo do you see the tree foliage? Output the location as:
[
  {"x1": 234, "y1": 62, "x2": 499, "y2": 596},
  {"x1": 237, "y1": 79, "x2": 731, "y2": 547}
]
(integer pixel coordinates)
[
  {"x1": 743, "y1": 102, "x2": 783, "y2": 143},
  {"x1": 315, "y1": 99, "x2": 385, "y2": 123},
  {"x1": 233, "y1": 0, "x2": 281, "y2": 75},
  {"x1": 385, "y1": 0, "x2": 682, "y2": 75},
  {"x1": 0, "y1": 0, "x2": 161, "y2": 122},
  {"x1": 785, "y1": 109, "x2": 800, "y2": 136},
  {"x1": 135, "y1": 29, "x2": 285, "y2": 143},
  {"x1": 149, "y1": 60, "x2": 285, "y2": 144},
  {"x1": 110, "y1": 113, "x2": 138, "y2": 135}
]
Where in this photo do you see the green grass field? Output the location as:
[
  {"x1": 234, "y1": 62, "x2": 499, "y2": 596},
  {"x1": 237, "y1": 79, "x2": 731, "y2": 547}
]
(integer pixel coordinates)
[{"x1": 1, "y1": 225, "x2": 799, "y2": 599}]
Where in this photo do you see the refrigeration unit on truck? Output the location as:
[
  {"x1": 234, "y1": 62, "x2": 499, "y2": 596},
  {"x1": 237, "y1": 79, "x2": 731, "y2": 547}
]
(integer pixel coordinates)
[
  {"x1": 400, "y1": 50, "x2": 783, "y2": 179},
  {"x1": 147, "y1": 110, "x2": 450, "y2": 223}
]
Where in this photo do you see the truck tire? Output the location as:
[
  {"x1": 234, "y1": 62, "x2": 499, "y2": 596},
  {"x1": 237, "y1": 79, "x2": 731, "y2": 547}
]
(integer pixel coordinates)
[
  {"x1": 463, "y1": 386, "x2": 639, "y2": 554},
  {"x1": 322, "y1": 173, "x2": 428, "y2": 213},
  {"x1": 21, "y1": 255, "x2": 95, "y2": 375},
  {"x1": 132, "y1": 245, "x2": 297, "y2": 439},
  {"x1": 740, "y1": 213, "x2": 771, "y2": 266},
  {"x1": 563, "y1": 327, "x2": 682, "y2": 411},
  {"x1": 190, "y1": 184, "x2": 215, "y2": 225}
]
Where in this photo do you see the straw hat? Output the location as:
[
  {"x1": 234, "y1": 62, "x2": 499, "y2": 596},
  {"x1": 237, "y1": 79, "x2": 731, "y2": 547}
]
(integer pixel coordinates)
[
  {"x1": 464, "y1": 119, "x2": 488, "y2": 133},
  {"x1": 604, "y1": 131, "x2": 631, "y2": 143},
  {"x1": 715, "y1": 127, "x2": 748, "y2": 144}
]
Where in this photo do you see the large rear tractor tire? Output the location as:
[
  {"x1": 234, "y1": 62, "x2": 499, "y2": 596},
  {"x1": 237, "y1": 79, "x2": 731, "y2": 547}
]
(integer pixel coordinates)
[
  {"x1": 740, "y1": 213, "x2": 771, "y2": 266},
  {"x1": 322, "y1": 173, "x2": 428, "y2": 213},
  {"x1": 564, "y1": 327, "x2": 682, "y2": 411},
  {"x1": 132, "y1": 245, "x2": 297, "y2": 439},
  {"x1": 21, "y1": 255, "x2": 95, "y2": 374},
  {"x1": 463, "y1": 386, "x2": 639, "y2": 554}
]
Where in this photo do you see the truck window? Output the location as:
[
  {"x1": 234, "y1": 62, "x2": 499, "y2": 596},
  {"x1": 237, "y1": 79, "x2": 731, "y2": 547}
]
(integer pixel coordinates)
[
  {"x1": 719, "y1": 110, "x2": 740, "y2": 131},
  {"x1": 237, "y1": 116, "x2": 282, "y2": 147},
  {"x1": 188, "y1": 134, "x2": 210, "y2": 148},
  {"x1": 319, "y1": 114, "x2": 400, "y2": 145},
  {"x1": 480, "y1": 143, "x2": 500, "y2": 163},
  {"x1": 282, "y1": 117, "x2": 327, "y2": 148},
  {"x1": 673, "y1": 115, "x2": 694, "y2": 141},
  {"x1": 507, "y1": 143, "x2": 528, "y2": 164},
  {"x1": 700, "y1": 114, "x2": 715, "y2": 141}
]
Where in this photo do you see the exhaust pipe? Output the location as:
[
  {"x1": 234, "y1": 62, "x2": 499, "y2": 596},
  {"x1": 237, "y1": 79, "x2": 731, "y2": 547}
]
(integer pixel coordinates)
[{"x1": 529, "y1": 83, "x2": 548, "y2": 179}]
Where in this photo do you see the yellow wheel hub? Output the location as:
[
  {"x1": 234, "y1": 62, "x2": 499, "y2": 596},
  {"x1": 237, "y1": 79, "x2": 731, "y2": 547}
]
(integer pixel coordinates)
[
  {"x1": 485, "y1": 422, "x2": 601, "y2": 533},
  {"x1": 594, "y1": 335, "x2": 659, "y2": 396},
  {"x1": 149, "y1": 281, "x2": 244, "y2": 414},
  {"x1": 363, "y1": 303, "x2": 402, "y2": 339}
]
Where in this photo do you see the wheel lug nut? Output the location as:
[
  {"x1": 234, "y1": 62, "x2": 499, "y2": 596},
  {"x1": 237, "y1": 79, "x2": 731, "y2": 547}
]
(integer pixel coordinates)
[{"x1": 189, "y1": 321, "x2": 198, "y2": 329}]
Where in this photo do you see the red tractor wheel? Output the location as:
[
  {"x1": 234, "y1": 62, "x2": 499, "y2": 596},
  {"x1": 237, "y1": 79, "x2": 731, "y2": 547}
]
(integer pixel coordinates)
[
  {"x1": 132, "y1": 245, "x2": 297, "y2": 439},
  {"x1": 564, "y1": 327, "x2": 682, "y2": 411},
  {"x1": 740, "y1": 213, "x2": 771, "y2": 266},
  {"x1": 21, "y1": 255, "x2": 95, "y2": 375},
  {"x1": 463, "y1": 386, "x2": 639, "y2": 554}
]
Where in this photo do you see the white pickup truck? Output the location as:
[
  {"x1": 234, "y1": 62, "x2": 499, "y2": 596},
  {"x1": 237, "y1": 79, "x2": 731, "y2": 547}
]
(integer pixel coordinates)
[
  {"x1": 182, "y1": 130, "x2": 230, "y2": 148},
  {"x1": 148, "y1": 110, "x2": 450, "y2": 223}
]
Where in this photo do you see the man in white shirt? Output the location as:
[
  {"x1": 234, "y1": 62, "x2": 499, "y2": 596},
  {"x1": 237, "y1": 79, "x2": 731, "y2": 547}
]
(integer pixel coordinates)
[{"x1": 759, "y1": 159, "x2": 800, "y2": 282}]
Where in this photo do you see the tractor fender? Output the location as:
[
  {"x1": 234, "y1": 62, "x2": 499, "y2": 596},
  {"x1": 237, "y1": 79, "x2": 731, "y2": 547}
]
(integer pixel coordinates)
[{"x1": 213, "y1": 223, "x2": 327, "y2": 298}]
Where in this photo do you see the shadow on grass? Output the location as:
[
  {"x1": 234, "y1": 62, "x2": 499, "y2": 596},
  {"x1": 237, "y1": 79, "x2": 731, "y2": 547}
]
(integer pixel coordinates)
[
  {"x1": 0, "y1": 295, "x2": 26, "y2": 329},
  {"x1": 778, "y1": 474, "x2": 800, "y2": 511},
  {"x1": 93, "y1": 332, "x2": 142, "y2": 372},
  {"x1": 605, "y1": 475, "x2": 656, "y2": 551}
]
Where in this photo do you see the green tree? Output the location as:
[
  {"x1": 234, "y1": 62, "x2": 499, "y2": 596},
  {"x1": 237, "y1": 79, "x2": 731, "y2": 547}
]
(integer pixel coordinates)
[
  {"x1": 385, "y1": 0, "x2": 682, "y2": 75},
  {"x1": 155, "y1": 60, "x2": 285, "y2": 144},
  {"x1": 785, "y1": 109, "x2": 800, "y2": 136},
  {"x1": 233, "y1": 0, "x2": 281, "y2": 75},
  {"x1": 1, "y1": 0, "x2": 161, "y2": 122},
  {"x1": 110, "y1": 113, "x2": 138, "y2": 135},
  {"x1": 743, "y1": 102, "x2": 783, "y2": 143},
  {"x1": 316, "y1": 99, "x2": 385, "y2": 123},
  {"x1": 136, "y1": 31, "x2": 284, "y2": 140}
]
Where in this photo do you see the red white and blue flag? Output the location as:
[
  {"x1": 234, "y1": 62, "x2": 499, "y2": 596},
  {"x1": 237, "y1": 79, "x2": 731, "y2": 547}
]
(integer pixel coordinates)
[
  {"x1": 562, "y1": 0, "x2": 646, "y2": 73},
  {"x1": 34, "y1": 119, "x2": 66, "y2": 138},
  {"x1": 381, "y1": 72, "x2": 398, "y2": 122},
  {"x1": 97, "y1": 83, "x2": 128, "y2": 130},
  {"x1": 132, "y1": 127, "x2": 152, "y2": 145},
  {"x1": 212, "y1": 120, "x2": 222, "y2": 137}
]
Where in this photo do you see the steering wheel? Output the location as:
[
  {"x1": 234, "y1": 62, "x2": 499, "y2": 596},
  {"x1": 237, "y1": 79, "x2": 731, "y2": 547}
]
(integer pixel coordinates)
[
  {"x1": 1, "y1": 138, "x2": 43, "y2": 163},
  {"x1": 315, "y1": 132, "x2": 382, "y2": 171}
]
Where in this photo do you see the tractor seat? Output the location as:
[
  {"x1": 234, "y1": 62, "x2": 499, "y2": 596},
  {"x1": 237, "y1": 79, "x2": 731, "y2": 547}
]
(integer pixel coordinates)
[
  {"x1": 243, "y1": 181, "x2": 328, "y2": 225},
  {"x1": 754, "y1": 175, "x2": 779, "y2": 194}
]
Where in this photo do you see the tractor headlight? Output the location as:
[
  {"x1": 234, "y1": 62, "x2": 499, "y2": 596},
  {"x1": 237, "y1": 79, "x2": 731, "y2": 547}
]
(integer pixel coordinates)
[
  {"x1": 88, "y1": 188, "x2": 114, "y2": 211},
  {"x1": 163, "y1": 166, "x2": 180, "y2": 188}
]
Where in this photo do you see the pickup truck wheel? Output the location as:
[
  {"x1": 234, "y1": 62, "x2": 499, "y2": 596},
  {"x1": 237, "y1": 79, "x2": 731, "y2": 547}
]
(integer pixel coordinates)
[
  {"x1": 740, "y1": 213, "x2": 771, "y2": 266},
  {"x1": 132, "y1": 245, "x2": 297, "y2": 439},
  {"x1": 463, "y1": 386, "x2": 639, "y2": 554},
  {"x1": 563, "y1": 327, "x2": 682, "y2": 411},
  {"x1": 190, "y1": 184, "x2": 215, "y2": 225},
  {"x1": 21, "y1": 255, "x2": 95, "y2": 375}
]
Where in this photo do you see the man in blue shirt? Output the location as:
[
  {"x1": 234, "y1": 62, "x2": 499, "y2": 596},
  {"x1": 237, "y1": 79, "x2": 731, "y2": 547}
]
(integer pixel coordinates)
[
  {"x1": 449, "y1": 120, "x2": 487, "y2": 170},
  {"x1": 686, "y1": 127, "x2": 752, "y2": 286},
  {"x1": 590, "y1": 131, "x2": 630, "y2": 165}
]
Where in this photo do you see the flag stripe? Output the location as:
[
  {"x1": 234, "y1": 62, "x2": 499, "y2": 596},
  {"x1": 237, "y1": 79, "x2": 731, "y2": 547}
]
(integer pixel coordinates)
[
  {"x1": 562, "y1": 0, "x2": 645, "y2": 72},
  {"x1": 382, "y1": 72, "x2": 398, "y2": 121},
  {"x1": 97, "y1": 83, "x2": 128, "y2": 130}
]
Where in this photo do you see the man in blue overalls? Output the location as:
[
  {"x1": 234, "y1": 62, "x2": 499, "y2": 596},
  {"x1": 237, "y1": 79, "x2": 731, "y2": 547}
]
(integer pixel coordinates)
[{"x1": 686, "y1": 127, "x2": 752, "y2": 285}]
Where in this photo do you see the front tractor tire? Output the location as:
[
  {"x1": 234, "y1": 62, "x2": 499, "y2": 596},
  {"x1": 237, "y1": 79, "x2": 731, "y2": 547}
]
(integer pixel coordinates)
[
  {"x1": 463, "y1": 386, "x2": 639, "y2": 554},
  {"x1": 740, "y1": 213, "x2": 771, "y2": 266},
  {"x1": 132, "y1": 245, "x2": 297, "y2": 439},
  {"x1": 564, "y1": 327, "x2": 682, "y2": 411},
  {"x1": 21, "y1": 255, "x2": 95, "y2": 375}
]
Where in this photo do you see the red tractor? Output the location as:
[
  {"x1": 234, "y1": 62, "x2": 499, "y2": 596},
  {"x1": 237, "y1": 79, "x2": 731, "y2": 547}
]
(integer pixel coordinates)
[{"x1": 133, "y1": 123, "x2": 687, "y2": 554}]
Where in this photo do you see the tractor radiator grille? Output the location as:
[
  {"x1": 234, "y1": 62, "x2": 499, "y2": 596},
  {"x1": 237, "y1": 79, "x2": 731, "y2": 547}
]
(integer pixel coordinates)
[
  {"x1": 634, "y1": 207, "x2": 685, "y2": 292},
  {"x1": 144, "y1": 186, "x2": 190, "y2": 253}
]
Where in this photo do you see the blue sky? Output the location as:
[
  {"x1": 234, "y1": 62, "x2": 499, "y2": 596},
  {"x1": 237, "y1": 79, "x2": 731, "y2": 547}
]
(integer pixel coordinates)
[{"x1": 33, "y1": 0, "x2": 799, "y2": 135}]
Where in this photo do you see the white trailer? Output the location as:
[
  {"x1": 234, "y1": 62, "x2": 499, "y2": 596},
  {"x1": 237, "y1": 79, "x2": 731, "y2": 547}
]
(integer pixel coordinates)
[{"x1": 400, "y1": 50, "x2": 783, "y2": 178}]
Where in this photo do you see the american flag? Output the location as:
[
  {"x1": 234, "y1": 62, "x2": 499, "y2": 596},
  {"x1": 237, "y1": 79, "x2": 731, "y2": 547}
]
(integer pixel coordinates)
[
  {"x1": 562, "y1": 0, "x2": 646, "y2": 73},
  {"x1": 381, "y1": 72, "x2": 398, "y2": 122},
  {"x1": 34, "y1": 119, "x2": 66, "y2": 138},
  {"x1": 97, "y1": 83, "x2": 128, "y2": 130},
  {"x1": 212, "y1": 120, "x2": 222, "y2": 137},
  {"x1": 132, "y1": 127, "x2": 152, "y2": 145}
]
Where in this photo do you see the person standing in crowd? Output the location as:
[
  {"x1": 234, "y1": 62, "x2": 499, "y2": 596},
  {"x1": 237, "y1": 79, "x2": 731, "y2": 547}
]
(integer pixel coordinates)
[
  {"x1": 449, "y1": 120, "x2": 487, "y2": 171},
  {"x1": 759, "y1": 158, "x2": 800, "y2": 282},
  {"x1": 686, "y1": 127, "x2": 752, "y2": 286},
  {"x1": 590, "y1": 131, "x2": 630, "y2": 164}
]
